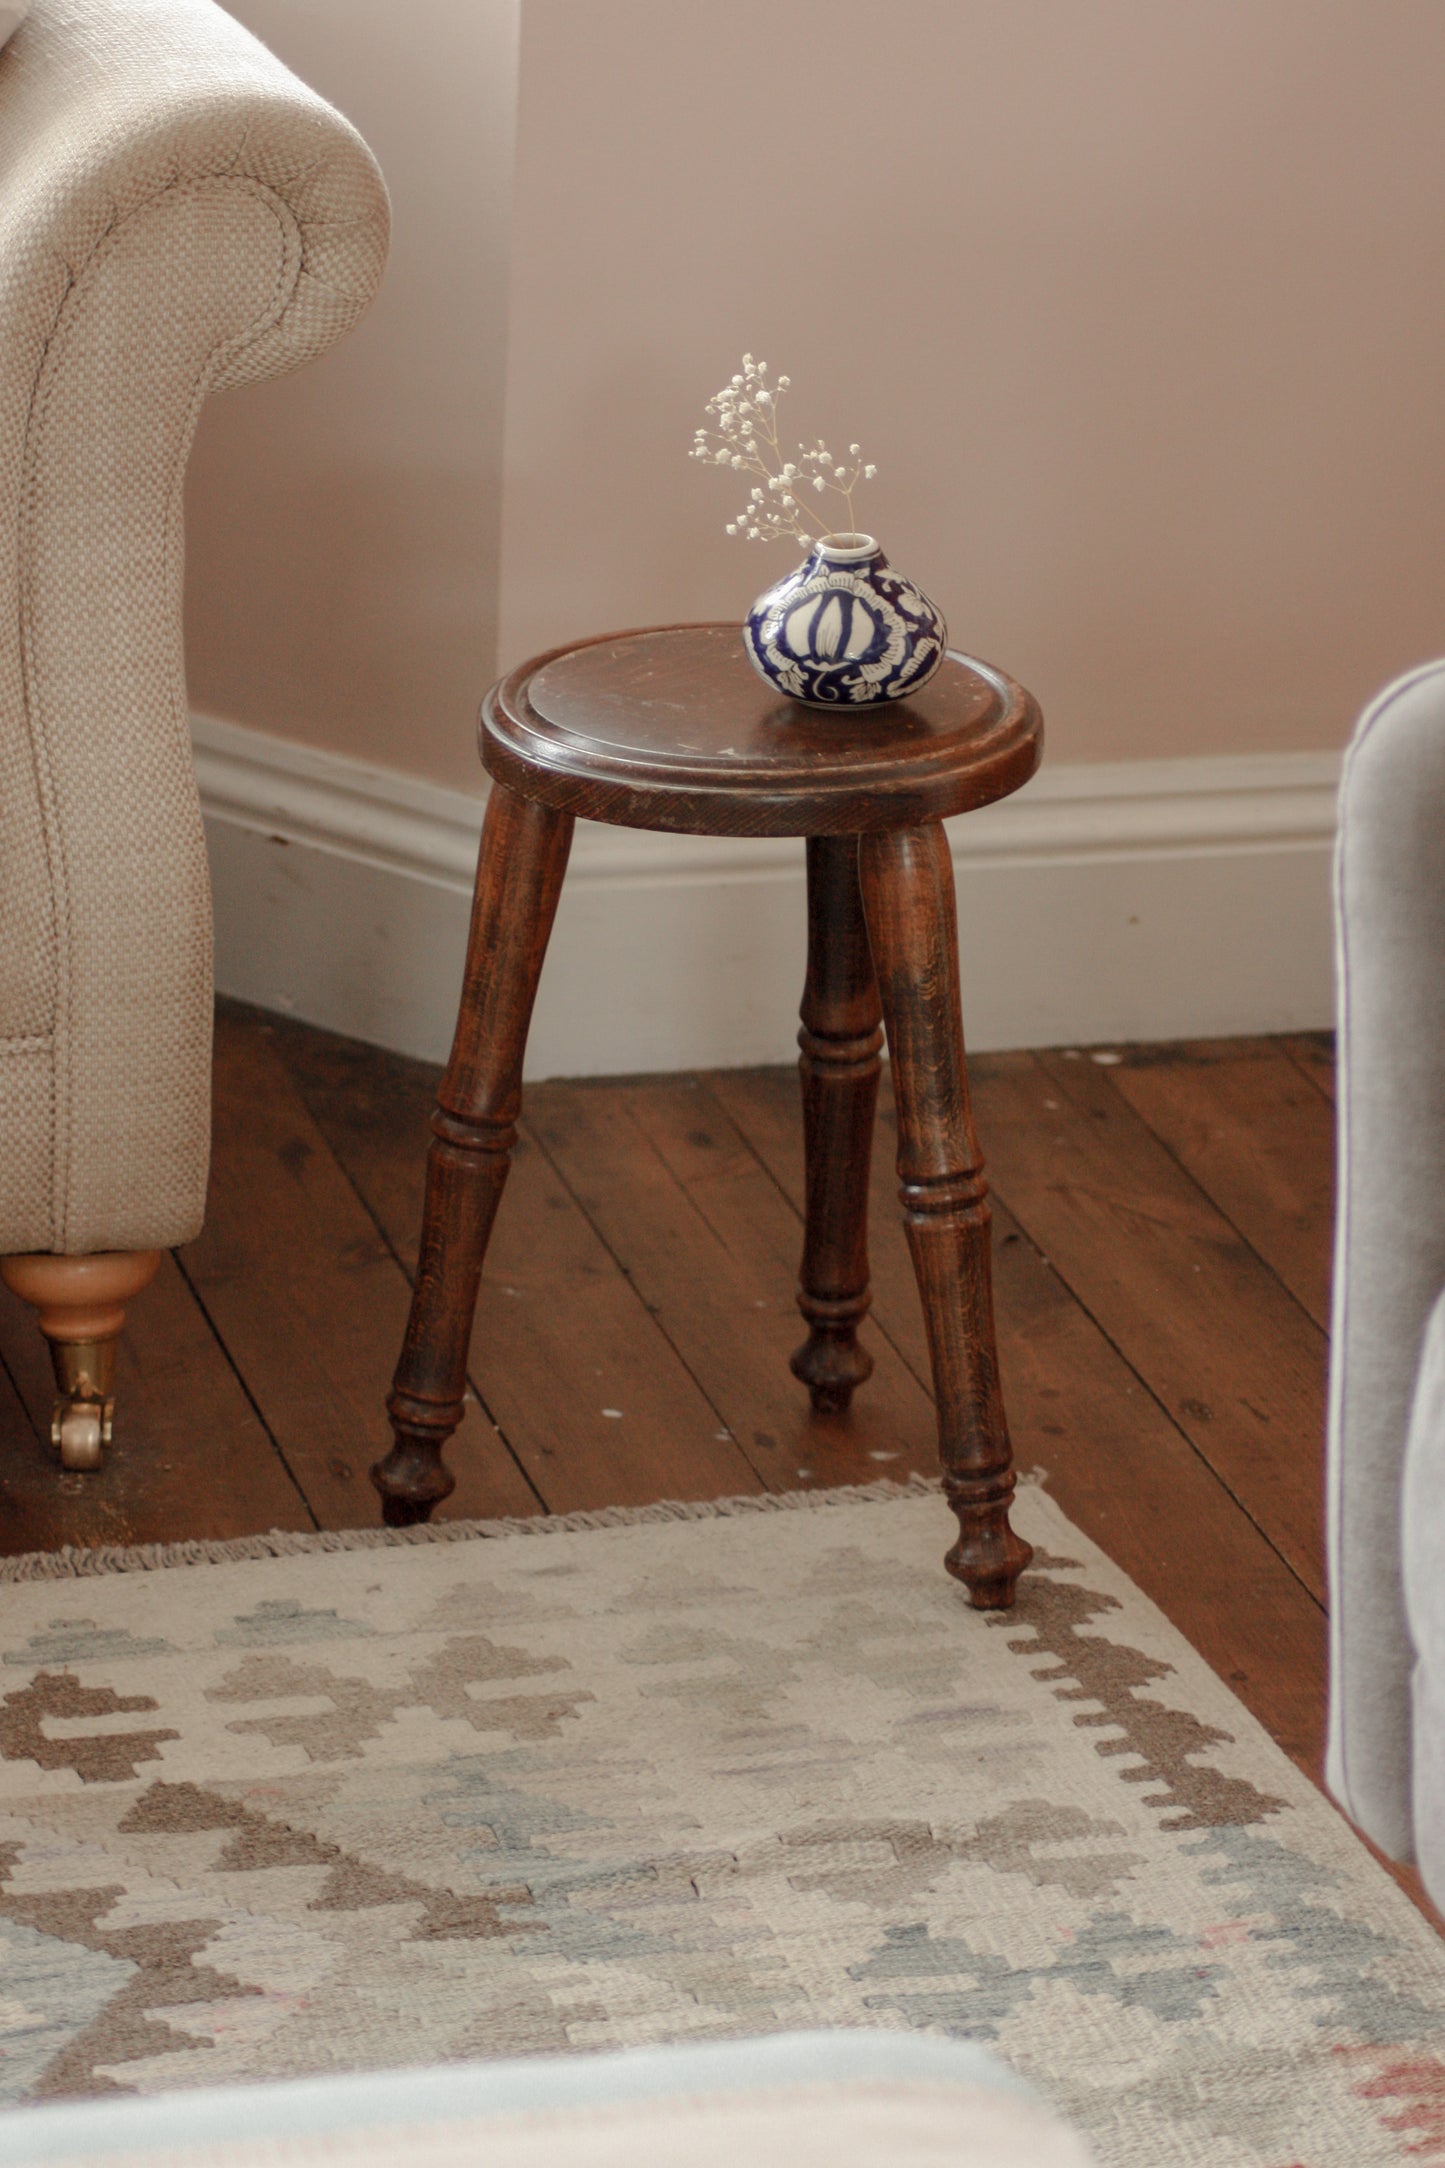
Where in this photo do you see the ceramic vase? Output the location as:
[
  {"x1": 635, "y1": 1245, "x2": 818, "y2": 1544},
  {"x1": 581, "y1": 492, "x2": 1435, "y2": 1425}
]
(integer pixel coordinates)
[{"x1": 742, "y1": 533, "x2": 947, "y2": 709}]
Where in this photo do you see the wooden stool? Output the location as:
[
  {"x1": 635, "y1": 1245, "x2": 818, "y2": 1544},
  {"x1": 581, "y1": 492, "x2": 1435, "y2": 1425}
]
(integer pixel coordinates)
[{"x1": 376, "y1": 624, "x2": 1043, "y2": 1609}]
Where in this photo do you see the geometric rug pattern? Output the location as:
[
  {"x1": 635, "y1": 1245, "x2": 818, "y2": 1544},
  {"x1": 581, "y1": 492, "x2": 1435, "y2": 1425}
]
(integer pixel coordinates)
[{"x1": 2, "y1": 1480, "x2": 1443, "y2": 2167}]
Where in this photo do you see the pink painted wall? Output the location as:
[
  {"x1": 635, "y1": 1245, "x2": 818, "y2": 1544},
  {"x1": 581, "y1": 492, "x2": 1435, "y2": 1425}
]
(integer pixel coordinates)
[
  {"x1": 184, "y1": 0, "x2": 518, "y2": 791},
  {"x1": 500, "y1": 0, "x2": 1445, "y2": 764},
  {"x1": 186, "y1": 1, "x2": 1445, "y2": 781}
]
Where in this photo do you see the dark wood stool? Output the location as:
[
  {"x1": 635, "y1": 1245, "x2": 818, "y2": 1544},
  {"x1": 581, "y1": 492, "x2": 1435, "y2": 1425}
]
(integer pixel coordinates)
[{"x1": 376, "y1": 624, "x2": 1043, "y2": 1609}]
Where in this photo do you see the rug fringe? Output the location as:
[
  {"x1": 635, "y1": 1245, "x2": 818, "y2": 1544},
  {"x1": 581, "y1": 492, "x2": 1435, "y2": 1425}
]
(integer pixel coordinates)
[{"x1": 0, "y1": 1473, "x2": 943, "y2": 1581}]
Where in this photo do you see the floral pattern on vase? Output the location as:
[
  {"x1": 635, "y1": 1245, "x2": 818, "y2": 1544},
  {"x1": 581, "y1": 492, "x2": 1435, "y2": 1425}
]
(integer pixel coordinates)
[{"x1": 743, "y1": 533, "x2": 947, "y2": 709}]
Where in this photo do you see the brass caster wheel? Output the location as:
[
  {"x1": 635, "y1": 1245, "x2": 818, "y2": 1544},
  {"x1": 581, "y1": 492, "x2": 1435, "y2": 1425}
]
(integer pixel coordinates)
[
  {"x1": 52, "y1": 1394, "x2": 112, "y2": 1472},
  {"x1": 0, "y1": 1250, "x2": 160, "y2": 1479}
]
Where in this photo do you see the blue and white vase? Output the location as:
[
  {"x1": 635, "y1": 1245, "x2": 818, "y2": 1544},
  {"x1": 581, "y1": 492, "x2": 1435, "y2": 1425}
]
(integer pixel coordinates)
[{"x1": 743, "y1": 533, "x2": 947, "y2": 709}]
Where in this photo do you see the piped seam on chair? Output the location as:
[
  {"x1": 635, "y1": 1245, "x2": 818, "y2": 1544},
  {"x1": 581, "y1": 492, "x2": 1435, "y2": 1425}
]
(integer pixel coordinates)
[
  {"x1": 1327, "y1": 654, "x2": 1445, "y2": 1846},
  {"x1": 17, "y1": 175, "x2": 305, "y2": 1251}
]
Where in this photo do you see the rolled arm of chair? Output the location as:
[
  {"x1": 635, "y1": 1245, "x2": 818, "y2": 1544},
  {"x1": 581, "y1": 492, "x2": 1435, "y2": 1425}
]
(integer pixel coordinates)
[
  {"x1": 0, "y1": 0, "x2": 388, "y2": 1256},
  {"x1": 1328, "y1": 659, "x2": 1445, "y2": 1862}
]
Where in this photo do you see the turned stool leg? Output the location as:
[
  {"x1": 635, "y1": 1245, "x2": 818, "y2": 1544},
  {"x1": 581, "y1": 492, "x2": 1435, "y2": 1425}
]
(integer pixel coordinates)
[
  {"x1": 859, "y1": 821, "x2": 1032, "y2": 1609},
  {"x1": 373, "y1": 784, "x2": 573, "y2": 1525},
  {"x1": 0, "y1": 1250, "x2": 162, "y2": 1470},
  {"x1": 790, "y1": 834, "x2": 884, "y2": 1414}
]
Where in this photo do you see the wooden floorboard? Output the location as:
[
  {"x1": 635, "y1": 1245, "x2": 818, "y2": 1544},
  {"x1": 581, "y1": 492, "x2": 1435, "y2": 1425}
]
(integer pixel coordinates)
[
  {"x1": 271, "y1": 1018, "x2": 761, "y2": 1512},
  {"x1": 1282, "y1": 1030, "x2": 1336, "y2": 1104},
  {"x1": 1106, "y1": 1042, "x2": 1335, "y2": 1331},
  {"x1": 186, "y1": 1009, "x2": 538, "y2": 1530},
  {"x1": 528, "y1": 1074, "x2": 943, "y2": 1495},
  {"x1": 968, "y1": 1047, "x2": 1329, "y2": 1604}
]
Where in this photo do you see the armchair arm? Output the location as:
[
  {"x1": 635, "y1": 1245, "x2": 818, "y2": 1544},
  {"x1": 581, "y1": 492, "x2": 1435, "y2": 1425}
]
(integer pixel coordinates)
[
  {"x1": 0, "y1": 0, "x2": 387, "y2": 1255},
  {"x1": 1328, "y1": 660, "x2": 1445, "y2": 1860}
]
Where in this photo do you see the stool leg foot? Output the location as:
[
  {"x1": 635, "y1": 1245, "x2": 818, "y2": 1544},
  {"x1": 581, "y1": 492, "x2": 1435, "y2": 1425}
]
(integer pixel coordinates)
[
  {"x1": 791, "y1": 836, "x2": 883, "y2": 1416},
  {"x1": 374, "y1": 785, "x2": 573, "y2": 1522},
  {"x1": 859, "y1": 822, "x2": 1032, "y2": 1609}
]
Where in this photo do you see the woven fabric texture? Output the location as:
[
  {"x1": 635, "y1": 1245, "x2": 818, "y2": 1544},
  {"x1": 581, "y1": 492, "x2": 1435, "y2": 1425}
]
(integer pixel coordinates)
[{"x1": 0, "y1": 0, "x2": 387, "y2": 1254}]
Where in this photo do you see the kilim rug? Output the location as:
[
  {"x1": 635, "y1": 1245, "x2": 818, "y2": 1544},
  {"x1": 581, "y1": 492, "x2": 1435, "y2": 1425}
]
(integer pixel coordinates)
[{"x1": 1, "y1": 1476, "x2": 1443, "y2": 2167}]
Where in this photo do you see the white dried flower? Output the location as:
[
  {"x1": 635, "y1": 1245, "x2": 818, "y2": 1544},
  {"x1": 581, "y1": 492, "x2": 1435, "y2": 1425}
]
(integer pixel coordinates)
[{"x1": 691, "y1": 357, "x2": 878, "y2": 544}]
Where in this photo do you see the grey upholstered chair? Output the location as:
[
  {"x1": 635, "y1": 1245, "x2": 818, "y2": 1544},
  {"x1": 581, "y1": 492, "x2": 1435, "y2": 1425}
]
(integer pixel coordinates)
[
  {"x1": 1329, "y1": 660, "x2": 1445, "y2": 1907},
  {"x1": 0, "y1": 0, "x2": 387, "y2": 1465}
]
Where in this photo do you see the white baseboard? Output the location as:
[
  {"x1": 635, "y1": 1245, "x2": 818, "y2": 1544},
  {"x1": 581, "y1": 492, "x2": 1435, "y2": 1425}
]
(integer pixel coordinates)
[{"x1": 193, "y1": 712, "x2": 1341, "y2": 1077}]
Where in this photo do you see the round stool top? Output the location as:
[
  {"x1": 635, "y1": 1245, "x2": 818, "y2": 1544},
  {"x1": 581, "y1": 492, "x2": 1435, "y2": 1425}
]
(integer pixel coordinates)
[{"x1": 482, "y1": 623, "x2": 1041, "y2": 837}]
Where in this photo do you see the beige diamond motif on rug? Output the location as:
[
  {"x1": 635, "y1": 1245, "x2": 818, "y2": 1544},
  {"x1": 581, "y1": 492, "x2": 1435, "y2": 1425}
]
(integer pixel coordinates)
[{"x1": 1, "y1": 1479, "x2": 1441, "y2": 2167}]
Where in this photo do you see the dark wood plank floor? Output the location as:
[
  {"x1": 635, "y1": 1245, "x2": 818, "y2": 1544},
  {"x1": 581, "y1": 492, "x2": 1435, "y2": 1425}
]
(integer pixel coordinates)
[{"x1": 0, "y1": 1006, "x2": 1340, "y2": 1800}]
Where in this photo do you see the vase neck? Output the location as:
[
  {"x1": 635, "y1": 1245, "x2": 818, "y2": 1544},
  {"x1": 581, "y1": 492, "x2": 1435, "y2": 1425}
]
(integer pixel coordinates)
[{"x1": 812, "y1": 532, "x2": 880, "y2": 565}]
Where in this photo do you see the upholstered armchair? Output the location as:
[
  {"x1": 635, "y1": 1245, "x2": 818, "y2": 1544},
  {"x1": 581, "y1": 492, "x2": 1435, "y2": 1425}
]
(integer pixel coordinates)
[
  {"x1": 1329, "y1": 660, "x2": 1445, "y2": 1910},
  {"x1": 0, "y1": 0, "x2": 387, "y2": 1465}
]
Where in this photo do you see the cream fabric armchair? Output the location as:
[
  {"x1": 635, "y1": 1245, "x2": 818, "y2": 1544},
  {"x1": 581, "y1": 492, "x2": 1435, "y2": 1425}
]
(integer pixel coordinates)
[{"x1": 0, "y1": 0, "x2": 387, "y2": 1463}]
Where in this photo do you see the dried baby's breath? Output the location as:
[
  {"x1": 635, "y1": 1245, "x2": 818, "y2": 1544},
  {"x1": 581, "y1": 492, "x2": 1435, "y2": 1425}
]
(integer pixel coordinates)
[{"x1": 689, "y1": 355, "x2": 877, "y2": 544}]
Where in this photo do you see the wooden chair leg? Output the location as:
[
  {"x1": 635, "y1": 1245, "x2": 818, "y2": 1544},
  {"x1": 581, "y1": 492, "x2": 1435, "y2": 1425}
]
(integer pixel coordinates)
[
  {"x1": 858, "y1": 821, "x2": 1032, "y2": 1609},
  {"x1": 791, "y1": 833, "x2": 884, "y2": 1414},
  {"x1": 373, "y1": 784, "x2": 574, "y2": 1525},
  {"x1": 0, "y1": 1249, "x2": 161, "y2": 1470}
]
